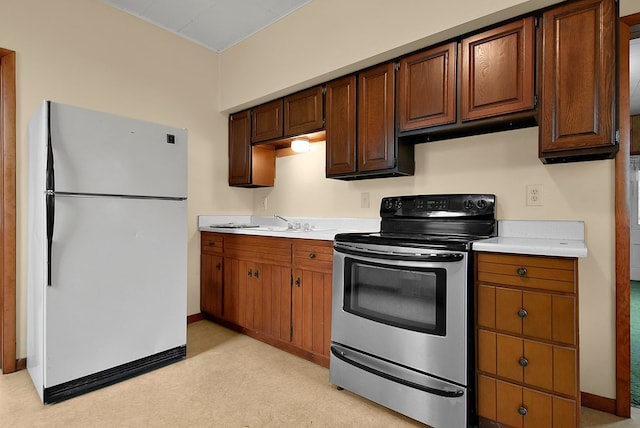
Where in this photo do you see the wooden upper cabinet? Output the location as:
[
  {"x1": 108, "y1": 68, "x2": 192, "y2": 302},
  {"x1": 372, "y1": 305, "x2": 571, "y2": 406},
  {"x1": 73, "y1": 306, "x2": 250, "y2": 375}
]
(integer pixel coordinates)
[
  {"x1": 229, "y1": 110, "x2": 275, "y2": 188},
  {"x1": 284, "y1": 86, "x2": 324, "y2": 137},
  {"x1": 251, "y1": 99, "x2": 283, "y2": 143},
  {"x1": 398, "y1": 42, "x2": 457, "y2": 131},
  {"x1": 358, "y1": 62, "x2": 396, "y2": 172},
  {"x1": 325, "y1": 74, "x2": 357, "y2": 176},
  {"x1": 461, "y1": 17, "x2": 536, "y2": 121},
  {"x1": 539, "y1": 0, "x2": 617, "y2": 161},
  {"x1": 228, "y1": 110, "x2": 252, "y2": 185}
]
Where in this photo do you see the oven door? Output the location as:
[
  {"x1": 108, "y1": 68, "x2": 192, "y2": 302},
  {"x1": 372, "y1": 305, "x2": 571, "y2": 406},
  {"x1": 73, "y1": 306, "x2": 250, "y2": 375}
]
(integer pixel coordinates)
[{"x1": 331, "y1": 241, "x2": 469, "y2": 386}]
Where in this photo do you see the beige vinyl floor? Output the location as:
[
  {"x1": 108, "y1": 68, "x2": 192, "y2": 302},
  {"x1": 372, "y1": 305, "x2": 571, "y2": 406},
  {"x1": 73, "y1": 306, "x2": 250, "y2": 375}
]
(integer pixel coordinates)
[{"x1": 1, "y1": 320, "x2": 639, "y2": 428}]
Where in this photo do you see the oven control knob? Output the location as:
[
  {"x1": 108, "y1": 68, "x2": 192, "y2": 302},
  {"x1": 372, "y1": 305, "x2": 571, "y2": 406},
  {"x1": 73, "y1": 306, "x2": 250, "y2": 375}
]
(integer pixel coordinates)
[
  {"x1": 463, "y1": 199, "x2": 475, "y2": 210},
  {"x1": 476, "y1": 199, "x2": 488, "y2": 209}
]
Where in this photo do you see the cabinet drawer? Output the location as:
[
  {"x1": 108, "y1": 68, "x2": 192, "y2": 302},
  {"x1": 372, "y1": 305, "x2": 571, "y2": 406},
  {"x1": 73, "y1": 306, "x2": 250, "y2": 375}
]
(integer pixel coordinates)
[
  {"x1": 224, "y1": 234, "x2": 292, "y2": 266},
  {"x1": 477, "y1": 284, "x2": 576, "y2": 345},
  {"x1": 293, "y1": 240, "x2": 333, "y2": 272},
  {"x1": 478, "y1": 375, "x2": 577, "y2": 428},
  {"x1": 201, "y1": 233, "x2": 223, "y2": 255},
  {"x1": 478, "y1": 330, "x2": 577, "y2": 397},
  {"x1": 477, "y1": 253, "x2": 576, "y2": 294}
]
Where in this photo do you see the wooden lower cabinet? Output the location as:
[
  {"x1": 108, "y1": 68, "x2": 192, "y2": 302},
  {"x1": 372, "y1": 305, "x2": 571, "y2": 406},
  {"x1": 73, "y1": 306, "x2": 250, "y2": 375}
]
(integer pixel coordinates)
[
  {"x1": 476, "y1": 252, "x2": 579, "y2": 427},
  {"x1": 201, "y1": 232, "x2": 333, "y2": 366}
]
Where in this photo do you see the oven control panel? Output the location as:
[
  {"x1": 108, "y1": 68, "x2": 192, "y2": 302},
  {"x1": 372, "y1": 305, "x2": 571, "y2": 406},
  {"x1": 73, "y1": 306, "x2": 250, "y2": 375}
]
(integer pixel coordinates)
[{"x1": 380, "y1": 194, "x2": 495, "y2": 218}]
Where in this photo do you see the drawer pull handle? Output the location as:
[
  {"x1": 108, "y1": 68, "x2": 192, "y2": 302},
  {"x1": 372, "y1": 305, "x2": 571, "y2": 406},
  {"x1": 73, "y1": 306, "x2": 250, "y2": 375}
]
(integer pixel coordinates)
[
  {"x1": 248, "y1": 269, "x2": 253, "y2": 277},
  {"x1": 517, "y1": 308, "x2": 528, "y2": 318},
  {"x1": 208, "y1": 242, "x2": 216, "y2": 246},
  {"x1": 518, "y1": 406, "x2": 528, "y2": 416},
  {"x1": 517, "y1": 267, "x2": 527, "y2": 276},
  {"x1": 519, "y1": 357, "x2": 529, "y2": 367},
  {"x1": 309, "y1": 252, "x2": 316, "y2": 259}
]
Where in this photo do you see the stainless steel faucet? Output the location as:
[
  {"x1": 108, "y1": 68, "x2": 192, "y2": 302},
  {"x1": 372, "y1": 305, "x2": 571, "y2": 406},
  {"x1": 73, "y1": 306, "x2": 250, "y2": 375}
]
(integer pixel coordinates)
[{"x1": 274, "y1": 214, "x2": 289, "y2": 223}]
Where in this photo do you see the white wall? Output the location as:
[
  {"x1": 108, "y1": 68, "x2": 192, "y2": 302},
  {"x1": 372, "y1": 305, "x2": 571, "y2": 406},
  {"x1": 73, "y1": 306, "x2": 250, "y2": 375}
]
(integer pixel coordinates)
[
  {"x1": 0, "y1": 0, "x2": 253, "y2": 361},
  {"x1": 218, "y1": 0, "x2": 640, "y2": 400}
]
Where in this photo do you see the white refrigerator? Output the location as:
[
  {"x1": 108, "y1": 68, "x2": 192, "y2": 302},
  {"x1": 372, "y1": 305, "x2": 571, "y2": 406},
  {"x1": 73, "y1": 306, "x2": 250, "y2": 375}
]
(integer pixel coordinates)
[{"x1": 27, "y1": 101, "x2": 188, "y2": 403}]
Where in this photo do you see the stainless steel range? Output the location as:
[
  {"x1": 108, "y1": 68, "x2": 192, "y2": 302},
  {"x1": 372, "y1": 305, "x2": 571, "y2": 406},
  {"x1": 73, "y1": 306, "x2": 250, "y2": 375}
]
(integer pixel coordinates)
[{"x1": 330, "y1": 194, "x2": 496, "y2": 428}]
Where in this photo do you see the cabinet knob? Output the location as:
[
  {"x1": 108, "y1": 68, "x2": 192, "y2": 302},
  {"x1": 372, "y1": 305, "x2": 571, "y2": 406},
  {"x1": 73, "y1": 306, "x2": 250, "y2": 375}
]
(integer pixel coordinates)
[
  {"x1": 248, "y1": 269, "x2": 253, "y2": 277},
  {"x1": 215, "y1": 263, "x2": 221, "y2": 270},
  {"x1": 518, "y1": 406, "x2": 528, "y2": 416},
  {"x1": 517, "y1": 267, "x2": 527, "y2": 276},
  {"x1": 254, "y1": 270, "x2": 259, "y2": 279},
  {"x1": 309, "y1": 252, "x2": 316, "y2": 259},
  {"x1": 208, "y1": 242, "x2": 216, "y2": 247},
  {"x1": 519, "y1": 357, "x2": 529, "y2": 367},
  {"x1": 517, "y1": 308, "x2": 528, "y2": 318},
  {"x1": 295, "y1": 278, "x2": 301, "y2": 287}
]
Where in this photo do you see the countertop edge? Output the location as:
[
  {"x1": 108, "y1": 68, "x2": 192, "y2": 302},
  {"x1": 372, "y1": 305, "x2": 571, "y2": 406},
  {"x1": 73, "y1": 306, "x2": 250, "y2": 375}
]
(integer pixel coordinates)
[{"x1": 473, "y1": 237, "x2": 588, "y2": 258}]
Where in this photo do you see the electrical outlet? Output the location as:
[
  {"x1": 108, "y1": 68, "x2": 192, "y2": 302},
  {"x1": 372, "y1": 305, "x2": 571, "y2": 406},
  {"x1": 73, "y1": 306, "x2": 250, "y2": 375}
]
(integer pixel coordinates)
[
  {"x1": 361, "y1": 192, "x2": 370, "y2": 209},
  {"x1": 526, "y1": 184, "x2": 543, "y2": 206},
  {"x1": 262, "y1": 197, "x2": 268, "y2": 210}
]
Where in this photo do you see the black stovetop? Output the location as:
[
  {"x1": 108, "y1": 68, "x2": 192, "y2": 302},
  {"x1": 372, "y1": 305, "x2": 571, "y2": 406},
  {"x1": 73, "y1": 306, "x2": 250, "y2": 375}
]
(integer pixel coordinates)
[{"x1": 336, "y1": 194, "x2": 497, "y2": 251}]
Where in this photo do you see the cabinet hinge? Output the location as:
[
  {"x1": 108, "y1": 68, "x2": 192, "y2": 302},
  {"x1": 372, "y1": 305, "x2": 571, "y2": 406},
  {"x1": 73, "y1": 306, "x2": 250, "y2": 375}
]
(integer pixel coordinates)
[
  {"x1": 394, "y1": 62, "x2": 400, "y2": 72},
  {"x1": 534, "y1": 95, "x2": 539, "y2": 107},
  {"x1": 290, "y1": 324, "x2": 294, "y2": 341},
  {"x1": 322, "y1": 86, "x2": 327, "y2": 95},
  {"x1": 534, "y1": 16, "x2": 539, "y2": 28},
  {"x1": 616, "y1": 129, "x2": 620, "y2": 144}
]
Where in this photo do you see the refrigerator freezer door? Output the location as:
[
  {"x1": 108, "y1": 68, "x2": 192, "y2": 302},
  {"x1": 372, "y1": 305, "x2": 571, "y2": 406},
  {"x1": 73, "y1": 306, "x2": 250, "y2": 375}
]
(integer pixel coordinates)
[
  {"x1": 48, "y1": 101, "x2": 187, "y2": 198},
  {"x1": 44, "y1": 195, "x2": 186, "y2": 388}
]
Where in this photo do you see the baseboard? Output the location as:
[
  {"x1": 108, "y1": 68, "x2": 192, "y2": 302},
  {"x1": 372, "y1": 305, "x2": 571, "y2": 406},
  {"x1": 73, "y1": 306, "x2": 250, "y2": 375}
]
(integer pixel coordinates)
[
  {"x1": 187, "y1": 313, "x2": 205, "y2": 324},
  {"x1": 581, "y1": 391, "x2": 617, "y2": 414}
]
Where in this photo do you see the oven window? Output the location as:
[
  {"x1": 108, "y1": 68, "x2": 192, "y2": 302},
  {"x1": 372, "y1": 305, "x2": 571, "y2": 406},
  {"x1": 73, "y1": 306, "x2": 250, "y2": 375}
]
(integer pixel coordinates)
[{"x1": 343, "y1": 258, "x2": 446, "y2": 335}]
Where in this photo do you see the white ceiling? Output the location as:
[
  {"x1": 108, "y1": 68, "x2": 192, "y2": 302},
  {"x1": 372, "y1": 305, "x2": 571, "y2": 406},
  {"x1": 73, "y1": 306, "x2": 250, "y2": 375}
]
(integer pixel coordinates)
[
  {"x1": 102, "y1": 0, "x2": 312, "y2": 53},
  {"x1": 103, "y1": 1, "x2": 640, "y2": 116}
]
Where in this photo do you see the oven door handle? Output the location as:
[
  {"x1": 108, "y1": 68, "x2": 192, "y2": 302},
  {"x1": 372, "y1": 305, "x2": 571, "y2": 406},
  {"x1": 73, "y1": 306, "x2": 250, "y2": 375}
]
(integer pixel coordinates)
[
  {"x1": 334, "y1": 243, "x2": 464, "y2": 262},
  {"x1": 331, "y1": 344, "x2": 465, "y2": 398}
]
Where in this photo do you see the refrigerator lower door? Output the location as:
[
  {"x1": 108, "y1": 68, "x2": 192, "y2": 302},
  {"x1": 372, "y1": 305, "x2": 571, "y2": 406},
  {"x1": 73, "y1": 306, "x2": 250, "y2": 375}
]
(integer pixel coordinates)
[{"x1": 44, "y1": 195, "x2": 186, "y2": 392}]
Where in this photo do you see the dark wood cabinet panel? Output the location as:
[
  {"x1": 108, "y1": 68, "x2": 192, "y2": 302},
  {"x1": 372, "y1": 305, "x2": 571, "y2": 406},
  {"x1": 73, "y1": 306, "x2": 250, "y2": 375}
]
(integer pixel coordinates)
[
  {"x1": 539, "y1": 0, "x2": 617, "y2": 162},
  {"x1": 228, "y1": 110, "x2": 275, "y2": 187},
  {"x1": 251, "y1": 99, "x2": 284, "y2": 143},
  {"x1": 325, "y1": 75, "x2": 357, "y2": 176},
  {"x1": 284, "y1": 86, "x2": 324, "y2": 137},
  {"x1": 461, "y1": 17, "x2": 535, "y2": 121},
  {"x1": 358, "y1": 62, "x2": 396, "y2": 172},
  {"x1": 398, "y1": 42, "x2": 457, "y2": 131},
  {"x1": 201, "y1": 253, "x2": 223, "y2": 319}
]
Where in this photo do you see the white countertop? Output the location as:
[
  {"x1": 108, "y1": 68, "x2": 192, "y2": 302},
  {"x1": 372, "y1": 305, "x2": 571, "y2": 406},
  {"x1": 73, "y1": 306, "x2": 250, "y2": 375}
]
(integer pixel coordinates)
[
  {"x1": 198, "y1": 215, "x2": 379, "y2": 241},
  {"x1": 472, "y1": 220, "x2": 588, "y2": 258}
]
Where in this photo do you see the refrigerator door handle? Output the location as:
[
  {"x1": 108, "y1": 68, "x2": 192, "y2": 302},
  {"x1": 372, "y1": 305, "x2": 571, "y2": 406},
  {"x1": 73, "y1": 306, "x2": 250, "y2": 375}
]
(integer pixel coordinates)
[
  {"x1": 46, "y1": 191, "x2": 54, "y2": 286},
  {"x1": 46, "y1": 101, "x2": 55, "y2": 286}
]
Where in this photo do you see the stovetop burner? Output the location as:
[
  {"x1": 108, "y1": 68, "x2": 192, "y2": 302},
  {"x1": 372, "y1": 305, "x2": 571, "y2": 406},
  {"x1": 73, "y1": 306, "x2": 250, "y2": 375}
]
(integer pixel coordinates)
[{"x1": 336, "y1": 194, "x2": 497, "y2": 251}]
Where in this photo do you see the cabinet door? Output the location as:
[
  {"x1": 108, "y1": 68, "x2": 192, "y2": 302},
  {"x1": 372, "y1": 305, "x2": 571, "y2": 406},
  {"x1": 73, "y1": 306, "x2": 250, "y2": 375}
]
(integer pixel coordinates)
[
  {"x1": 292, "y1": 268, "x2": 332, "y2": 357},
  {"x1": 229, "y1": 110, "x2": 275, "y2": 187},
  {"x1": 358, "y1": 62, "x2": 396, "y2": 172},
  {"x1": 263, "y1": 265, "x2": 292, "y2": 342},
  {"x1": 398, "y1": 42, "x2": 457, "y2": 131},
  {"x1": 251, "y1": 99, "x2": 284, "y2": 143},
  {"x1": 200, "y1": 254, "x2": 223, "y2": 318},
  {"x1": 325, "y1": 75, "x2": 357, "y2": 176},
  {"x1": 228, "y1": 110, "x2": 251, "y2": 185},
  {"x1": 223, "y1": 257, "x2": 241, "y2": 324},
  {"x1": 284, "y1": 86, "x2": 324, "y2": 137},
  {"x1": 461, "y1": 17, "x2": 535, "y2": 121},
  {"x1": 539, "y1": 0, "x2": 616, "y2": 158}
]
